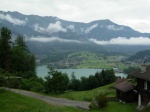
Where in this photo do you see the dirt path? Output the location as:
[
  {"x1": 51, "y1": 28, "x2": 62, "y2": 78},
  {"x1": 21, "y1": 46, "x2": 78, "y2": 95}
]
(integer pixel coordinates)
[{"x1": 5, "y1": 88, "x2": 90, "y2": 110}]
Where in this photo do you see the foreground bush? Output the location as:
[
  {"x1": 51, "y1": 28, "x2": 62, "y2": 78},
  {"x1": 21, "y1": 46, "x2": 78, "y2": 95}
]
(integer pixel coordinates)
[{"x1": 89, "y1": 91, "x2": 108, "y2": 110}]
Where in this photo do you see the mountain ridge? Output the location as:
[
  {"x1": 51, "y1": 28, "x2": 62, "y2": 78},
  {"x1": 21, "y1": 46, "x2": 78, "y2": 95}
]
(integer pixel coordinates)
[
  {"x1": 0, "y1": 10, "x2": 149, "y2": 41},
  {"x1": 0, "y1": 11, "x2": 150, "y2": 54}
]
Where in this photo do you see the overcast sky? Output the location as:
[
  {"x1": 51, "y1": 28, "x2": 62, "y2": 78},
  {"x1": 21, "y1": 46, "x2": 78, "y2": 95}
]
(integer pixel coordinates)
[{"x1": 0, "y1": 0, "x2": 150, "y2": 33}]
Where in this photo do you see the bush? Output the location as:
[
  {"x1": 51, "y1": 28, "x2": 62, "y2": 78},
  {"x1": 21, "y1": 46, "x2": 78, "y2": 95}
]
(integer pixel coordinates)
[
  {"x1": 89, "y1": 100, "x2": 99, "y2": 110},
  {"x1": 20, "y1": 77, "x2": 44, "y2": 92},
  {"x1": 96, "y1": 92, "x2": 108, "y2": 108},
  {"x1": 89, "y1": 92, "x2": 108, "y2": 110}
]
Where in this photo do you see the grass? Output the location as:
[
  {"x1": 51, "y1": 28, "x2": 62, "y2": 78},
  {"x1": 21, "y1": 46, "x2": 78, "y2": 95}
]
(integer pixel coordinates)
[
  {"x1": 0, "y1": 89, "x2": 86, "y2": 112},
  {"x1": 141, "y1": 106, "x2": 150, "y2": 112},
  {"x1": 58, "y1": 83, "x2": 116, "y2": 101},
  {"x1": 91, "y1": 101, "x2": 136, "y2": 112},
  {"x1": 0, "y1": 84, "x2": 138, "y2": 112},
  {"x1": 57, "y1": 83, "x2": 137, "y2": 112}
]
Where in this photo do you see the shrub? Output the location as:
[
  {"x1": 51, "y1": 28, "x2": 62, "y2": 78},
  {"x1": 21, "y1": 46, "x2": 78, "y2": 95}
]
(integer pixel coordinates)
[
  {"x1": 96, "y1": 92, "x2": 108, "y2": 108},
  {"x1": 89, "y1": 100, "x2": 99, "y2": 110},
  {"x1": 89, "y1": 91, "x2": 108, "y2": 110}
]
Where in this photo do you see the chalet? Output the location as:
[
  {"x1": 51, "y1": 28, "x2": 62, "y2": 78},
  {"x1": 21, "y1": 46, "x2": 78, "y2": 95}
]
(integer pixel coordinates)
[
  {"x1": 115, "y1": 62, "x2": 150, "y2": 109},
  {"x1": 129, "y1": 63, "x2": 150, "y2": 108},
  {"x1": 114, "y1": 79, "x2": 137, "y2": 103}
]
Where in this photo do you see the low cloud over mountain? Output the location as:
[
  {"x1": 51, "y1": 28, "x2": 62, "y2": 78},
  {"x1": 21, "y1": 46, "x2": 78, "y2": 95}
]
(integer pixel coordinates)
[
  {"x1": 0, "y1": 13, "x2": 27, "y2": 25},
  {"x1": 28, "y1": 36, "x2": 83, "y2": 43},
  {"x1": 89, "y1": 37, "x2": 150, "y2": 45}
]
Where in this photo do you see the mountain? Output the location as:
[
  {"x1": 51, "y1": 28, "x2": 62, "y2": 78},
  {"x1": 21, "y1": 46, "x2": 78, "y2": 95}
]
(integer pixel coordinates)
[
  {"x1": 0, "y1": 11, "x2": 150, "y2": 54},
  {"x1": 128, "y1": 50, "x2": 150, "y2": 62}
]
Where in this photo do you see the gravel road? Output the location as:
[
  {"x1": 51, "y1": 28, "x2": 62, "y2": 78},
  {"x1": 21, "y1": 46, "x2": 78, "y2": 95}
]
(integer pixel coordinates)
[{"x1": 4, "y1": 88, "x2": 90, "y2": 110}]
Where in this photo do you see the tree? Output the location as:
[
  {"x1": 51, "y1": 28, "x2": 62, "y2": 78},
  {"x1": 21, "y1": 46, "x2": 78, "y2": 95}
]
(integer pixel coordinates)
[
  {"x1": 87, "y1": 75, "x2": 99, "y2": 90},
  {"x1": 45, "y1": 67, "x2": 69, "y2": 94},
  {"x1": 95, "y1": 69, "x2": 116, "y2": 87},
  {"x1": 11, "y1": 35, "x2": 36, "y2": 78},
  {"x1": 95, "y1": 71, "x2": 105, "y2": 86},
  {"x1": 15, "y1": 35, "x2": 29, "y2": 54},
  {"x1": 0, "y1": 27, "x2": 40, "y2": 91},
  {"x1": 69, "y1": 72, "x2": 81, "y2": 91},
  {"x1": 123, "y1": 66, "x2": 139, "y2": 74},
  {"x1": 80, "y1": 76, "x2": 89, "y2": 90},
  {"x1": 105, "y1": 69, "x2": 116, "y2": 84},
  {"x1": 0, "y1": 27, "x2": 12, "y2": 71}
]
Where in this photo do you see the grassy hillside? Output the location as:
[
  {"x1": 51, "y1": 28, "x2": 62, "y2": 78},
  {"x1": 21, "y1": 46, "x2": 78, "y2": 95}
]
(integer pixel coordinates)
[
  {"x1": 0, "y1": 85, "x2": 139, "y2": 112},
  {"x1": 0, "y1": 89, "x2": 85, "y2": 112},
  {"x1": 58, "y1": 83, "x2": 116, "y2": 101},
  {"x1": 57, "y1": 83, "x2": 137, "y2": 112}
]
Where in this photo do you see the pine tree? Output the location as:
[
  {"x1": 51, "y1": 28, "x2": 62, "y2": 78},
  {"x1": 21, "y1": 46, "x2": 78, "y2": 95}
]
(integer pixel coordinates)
[{"x1": 0, "y1": 27, "x2": 12, "y2": 71}]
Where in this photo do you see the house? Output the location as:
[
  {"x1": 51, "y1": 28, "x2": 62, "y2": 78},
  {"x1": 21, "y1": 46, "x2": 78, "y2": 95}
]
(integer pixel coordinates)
[
  {"x1": 115, "y1": 62, "x2": 150, "y2": 109},
  {"x1": 129, "y1": 63, "x2": 150, "y2": 108},
  {"x1": 114, "y1": 79, "x2": 137, "y2": 103}
]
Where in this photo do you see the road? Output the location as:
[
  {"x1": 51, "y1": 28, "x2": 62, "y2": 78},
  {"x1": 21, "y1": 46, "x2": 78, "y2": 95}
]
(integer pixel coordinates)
[{"x1": 4, "y1": 88, "x2": 90, "y2": 110}]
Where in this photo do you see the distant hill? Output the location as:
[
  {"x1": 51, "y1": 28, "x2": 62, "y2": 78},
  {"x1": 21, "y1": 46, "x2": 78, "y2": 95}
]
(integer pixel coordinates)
[
  {"x1": 128, "y1": 50, "x2": 150, "y2": 62},
  {"x1": 0, "y1": 11, "x2": 150, "y2": 54}
]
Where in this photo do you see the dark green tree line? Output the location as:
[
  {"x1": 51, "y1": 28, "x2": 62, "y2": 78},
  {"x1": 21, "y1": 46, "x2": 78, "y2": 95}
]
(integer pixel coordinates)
[
  {"x1": 0, "y1": 27, "x2": 44, "y2": 92},
  {"x1": 0, "y1": 27, "x2": 36, "y2": 78},
  {"x1": 69, "y1": 69, "x2": 116, "y2": 91}
]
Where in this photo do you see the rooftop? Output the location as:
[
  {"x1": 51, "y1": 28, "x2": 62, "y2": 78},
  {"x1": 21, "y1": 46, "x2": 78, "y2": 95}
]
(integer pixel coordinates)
[
  {"x1": 129, "y1": 65, "x2": 150, "y2": 81},
  {"x1": 114, "y1": 81, "x2": 134, "y2": 92}
]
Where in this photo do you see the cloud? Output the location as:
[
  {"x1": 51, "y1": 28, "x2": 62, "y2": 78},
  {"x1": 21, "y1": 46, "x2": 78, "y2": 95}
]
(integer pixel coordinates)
[
  {"x1": 0, "y1": 14, "x2": 27, "y2": 25},
  {"x1": 33, "y1": 24, "x2": 45, "y2": 33},
  {"x1": 106, "y1": 25, "x2": 124, "y2": 31},
  {"x1": 28, "y1": 36, "x2": 83, "y2": 43},
  {"x1": 85, "y1": 24, "x2": 98, "y2": 33},
  {"x1": 89, "y1": 37, "x2": 150, "y2": 45},
  {"x1": 67, "y1": 24, "x2": 75, "y2": 31},
  {"x1": 34, "y1": 21, "x2": 66, "y2": 33}
]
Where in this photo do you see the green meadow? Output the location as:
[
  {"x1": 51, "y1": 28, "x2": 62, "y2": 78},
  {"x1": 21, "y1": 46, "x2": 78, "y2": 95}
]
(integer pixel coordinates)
[
  {"x1": 1, "y1": 83, "x2": 145, "y2": 112},
  {"x1": 58, "y1": 83, "x2": 116, "y2": 101}
]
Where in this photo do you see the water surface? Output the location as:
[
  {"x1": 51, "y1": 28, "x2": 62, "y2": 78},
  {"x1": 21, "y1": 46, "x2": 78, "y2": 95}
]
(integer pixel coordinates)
[{"x1": 36, "y1": 65, "x2": 127, "y2": 79}]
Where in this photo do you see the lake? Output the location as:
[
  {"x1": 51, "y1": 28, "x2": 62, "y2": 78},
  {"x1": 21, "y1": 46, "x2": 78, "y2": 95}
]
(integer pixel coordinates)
[{"x1": 36, "y1": 65, "x2": 127, "y2": 79}]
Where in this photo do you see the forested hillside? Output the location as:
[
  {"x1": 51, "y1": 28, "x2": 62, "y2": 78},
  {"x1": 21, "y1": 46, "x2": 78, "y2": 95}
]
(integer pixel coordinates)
[{"x1": 128, "y1": 50, "x2": 150, "y2": 62}]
